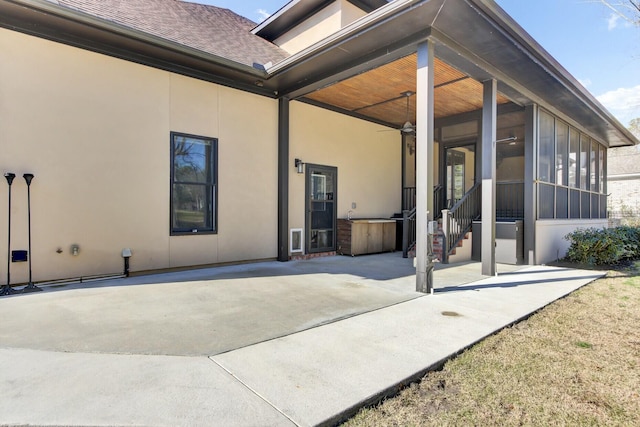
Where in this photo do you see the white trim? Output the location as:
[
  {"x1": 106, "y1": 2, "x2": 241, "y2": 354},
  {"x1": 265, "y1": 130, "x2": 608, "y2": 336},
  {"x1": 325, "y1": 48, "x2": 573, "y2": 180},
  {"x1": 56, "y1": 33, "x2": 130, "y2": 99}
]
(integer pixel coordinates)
[{"x1": 290, "y1": 228, "x2": 304, "y2": 253}]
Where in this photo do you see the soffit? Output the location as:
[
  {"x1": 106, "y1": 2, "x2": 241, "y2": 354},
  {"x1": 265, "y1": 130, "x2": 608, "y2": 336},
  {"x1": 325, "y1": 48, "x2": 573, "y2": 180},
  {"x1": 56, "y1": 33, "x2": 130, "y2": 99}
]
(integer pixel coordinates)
[
  {"x1": 303, "y1": 53, "x2": 511, "y2": 127},
  {"x1": 3, "y1": 0, "x2": 635, "y2": 147}
]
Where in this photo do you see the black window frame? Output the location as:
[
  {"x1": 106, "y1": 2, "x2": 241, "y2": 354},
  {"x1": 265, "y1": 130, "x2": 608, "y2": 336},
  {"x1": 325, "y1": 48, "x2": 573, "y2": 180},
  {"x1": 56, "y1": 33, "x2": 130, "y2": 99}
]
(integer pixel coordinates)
[
  {"x1": 537, "y1": 109, "x2": 607, "y2": 220},
  {"x1": 170, "y1": 131, "x2": 218, "y2": 235}
]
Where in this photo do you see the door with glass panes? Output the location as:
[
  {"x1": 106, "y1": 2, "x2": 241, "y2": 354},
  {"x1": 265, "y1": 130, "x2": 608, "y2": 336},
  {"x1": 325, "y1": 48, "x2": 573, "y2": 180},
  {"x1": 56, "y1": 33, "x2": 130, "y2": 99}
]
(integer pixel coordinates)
[{"x1": 305, "y1": 164, "x2": 337, "y2": 253}]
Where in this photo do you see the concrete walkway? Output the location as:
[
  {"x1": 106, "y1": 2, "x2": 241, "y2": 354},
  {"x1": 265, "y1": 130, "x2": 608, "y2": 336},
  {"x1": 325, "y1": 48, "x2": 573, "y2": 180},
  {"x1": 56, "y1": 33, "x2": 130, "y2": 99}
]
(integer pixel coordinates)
[{"x1": 0, "y1": 254, "x2": 604, "y2": 426}]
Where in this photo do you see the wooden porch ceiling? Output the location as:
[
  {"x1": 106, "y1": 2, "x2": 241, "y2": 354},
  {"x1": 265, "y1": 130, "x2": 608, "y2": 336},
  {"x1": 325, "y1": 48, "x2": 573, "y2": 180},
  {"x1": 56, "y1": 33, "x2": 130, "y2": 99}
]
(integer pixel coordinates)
[{"x1": 303, "y1": 53, "x2": 511, "y2": 128}]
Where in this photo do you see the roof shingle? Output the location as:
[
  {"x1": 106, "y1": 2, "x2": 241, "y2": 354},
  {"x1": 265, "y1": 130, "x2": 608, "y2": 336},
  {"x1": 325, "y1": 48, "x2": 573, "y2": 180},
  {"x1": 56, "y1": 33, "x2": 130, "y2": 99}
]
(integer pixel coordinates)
[{"x1": 57, "y1": 0, "x2": 290, "y2": 67}]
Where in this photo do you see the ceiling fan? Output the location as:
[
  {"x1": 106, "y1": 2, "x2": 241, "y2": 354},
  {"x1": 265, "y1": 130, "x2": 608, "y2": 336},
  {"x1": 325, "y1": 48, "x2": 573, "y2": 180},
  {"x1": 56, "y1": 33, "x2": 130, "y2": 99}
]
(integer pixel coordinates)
[
  {"x1": 399, "y1": 91, "x2": 416, "y2": 134},
  {"x1": 377, "y1": 91, "x2": 416, "y2": 134}
]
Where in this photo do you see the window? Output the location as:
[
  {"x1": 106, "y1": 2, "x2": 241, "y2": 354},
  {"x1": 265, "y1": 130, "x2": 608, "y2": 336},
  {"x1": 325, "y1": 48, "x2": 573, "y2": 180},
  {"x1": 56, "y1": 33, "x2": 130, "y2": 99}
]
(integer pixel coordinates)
[
  {"x1": 538, "y1": 111, "x2": 555, "y2": 183},
  {"x1": 556, "y1": 122, "x2": 569, "y2": 186},
  {"x1": 170, "y1": 132, "x2": 217, "y2": 234},
  {"x1": 569, "y1": 129, "x2": 579, "y2": 188},
  {"x1": 580, "y1": 135, "x2": 589, "y2": 190},
  {"x1": 537, "y1": 109, "x2": 607, "y2": 220}
]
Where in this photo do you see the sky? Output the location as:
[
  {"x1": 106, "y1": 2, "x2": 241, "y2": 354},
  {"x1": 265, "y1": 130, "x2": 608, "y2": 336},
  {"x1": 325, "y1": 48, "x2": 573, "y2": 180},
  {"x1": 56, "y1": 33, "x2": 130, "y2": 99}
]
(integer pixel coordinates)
[{"x1": 195, "y1": 0, "x2": 640, "y2": 127}]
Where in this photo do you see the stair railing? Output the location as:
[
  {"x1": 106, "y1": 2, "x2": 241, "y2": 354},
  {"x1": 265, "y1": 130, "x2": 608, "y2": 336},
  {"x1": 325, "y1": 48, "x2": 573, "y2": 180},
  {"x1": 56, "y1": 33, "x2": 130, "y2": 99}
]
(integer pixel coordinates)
[
  {"x1": 441, "y1": 182, "x2": 482, "y2": 264},
  {"x1": 402, "y1": 207, "x2": 416, "y2": 258},
  {"x1": 433, "y1": 184, "x2": 444, "y2": 220},
  {"x1": 401, "y1": 184, "x2": 444, "y2": 258}
]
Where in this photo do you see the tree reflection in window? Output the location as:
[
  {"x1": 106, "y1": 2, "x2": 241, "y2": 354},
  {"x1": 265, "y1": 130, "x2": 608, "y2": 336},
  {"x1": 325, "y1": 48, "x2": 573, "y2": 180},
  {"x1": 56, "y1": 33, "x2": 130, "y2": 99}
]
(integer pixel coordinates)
[{"x1": 171, "y1": 132, "x2": 217, "y2": 234}]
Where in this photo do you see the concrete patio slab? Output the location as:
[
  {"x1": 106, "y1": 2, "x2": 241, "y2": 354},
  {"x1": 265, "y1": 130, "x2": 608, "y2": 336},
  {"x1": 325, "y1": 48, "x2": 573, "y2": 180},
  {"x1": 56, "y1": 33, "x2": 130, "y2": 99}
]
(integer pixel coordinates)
[
  {"x1": 0, "y1": 254, "x2": 423, "y2": 356},
  {"x1": 211, "y1": 266, "x2": 604, "y2": 426},
  {"x1": 0, "y1": 255, "x2": 604, "y2": 427},
  {"x1": 0, "y1": 348, "x2": 295, "y2": 427}
]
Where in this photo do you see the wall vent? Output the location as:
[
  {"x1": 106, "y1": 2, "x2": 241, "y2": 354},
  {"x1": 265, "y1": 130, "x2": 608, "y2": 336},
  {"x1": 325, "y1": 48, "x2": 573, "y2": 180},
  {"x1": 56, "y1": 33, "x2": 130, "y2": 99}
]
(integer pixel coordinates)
[{"x1": 290, "y1": 228, "x2": 303, "y2": 253}]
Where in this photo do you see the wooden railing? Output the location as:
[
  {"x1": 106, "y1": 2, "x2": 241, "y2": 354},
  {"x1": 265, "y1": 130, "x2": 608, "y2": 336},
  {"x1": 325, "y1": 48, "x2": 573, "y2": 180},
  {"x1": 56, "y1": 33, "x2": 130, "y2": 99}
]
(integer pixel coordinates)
[{"x1": 441, "y1": 182, "x2": 482, "y2": 264}]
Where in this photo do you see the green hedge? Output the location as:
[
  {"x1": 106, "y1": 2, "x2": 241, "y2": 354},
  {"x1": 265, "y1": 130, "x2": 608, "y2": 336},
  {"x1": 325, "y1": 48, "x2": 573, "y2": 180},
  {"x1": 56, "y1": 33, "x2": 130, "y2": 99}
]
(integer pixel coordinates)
[{"x1": 564, "y1": 226, "x2": 640, "y2": 266}]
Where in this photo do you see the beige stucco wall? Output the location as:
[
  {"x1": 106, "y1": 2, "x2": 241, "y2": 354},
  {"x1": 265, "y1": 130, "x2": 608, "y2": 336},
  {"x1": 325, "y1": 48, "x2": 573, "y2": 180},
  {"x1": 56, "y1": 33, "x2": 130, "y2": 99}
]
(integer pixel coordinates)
[
  {"x1": 288, "y1": 101, "x2": 401, "y2": 253},
  {"x1": 535, "y1": 219, "x2": 608, "y2": 265},
  {"x1": 0, "y1": 29, "x2": 278, "y2": 283},
  {"x1": 274, "y1": 0, "x2": 367, "y2": 54}
]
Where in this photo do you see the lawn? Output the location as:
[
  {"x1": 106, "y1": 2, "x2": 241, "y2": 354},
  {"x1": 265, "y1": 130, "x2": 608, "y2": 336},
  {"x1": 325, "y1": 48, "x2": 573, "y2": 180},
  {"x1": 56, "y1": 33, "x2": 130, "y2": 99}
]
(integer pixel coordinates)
[{"x1": 344, "y1": 264, "x2": 640, "y2": 426}]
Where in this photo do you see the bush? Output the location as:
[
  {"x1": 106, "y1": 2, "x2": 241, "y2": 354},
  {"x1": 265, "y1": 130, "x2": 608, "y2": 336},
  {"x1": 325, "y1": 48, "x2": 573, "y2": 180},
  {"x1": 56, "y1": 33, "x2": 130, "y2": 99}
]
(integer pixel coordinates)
[{"x1": 564, "y1": 226, "x2": 640, "y2": 266}]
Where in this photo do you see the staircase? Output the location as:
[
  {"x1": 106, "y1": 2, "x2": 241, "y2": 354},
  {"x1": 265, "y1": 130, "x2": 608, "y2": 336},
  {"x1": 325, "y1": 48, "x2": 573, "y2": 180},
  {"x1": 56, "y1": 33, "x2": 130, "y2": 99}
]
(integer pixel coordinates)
[
  {"x1": 403, "y1": 183, "x2": 480, "y2": 263},
  {"x1": 407, "y1": 221, "x2": 472, "y2": 263}
]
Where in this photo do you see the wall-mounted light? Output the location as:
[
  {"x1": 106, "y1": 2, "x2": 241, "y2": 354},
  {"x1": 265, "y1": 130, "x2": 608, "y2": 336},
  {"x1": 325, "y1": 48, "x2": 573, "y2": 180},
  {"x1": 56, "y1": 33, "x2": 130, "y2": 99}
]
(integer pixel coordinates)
[{"x1": 294, "y1": 158, "x2": 304, "y2": 174}]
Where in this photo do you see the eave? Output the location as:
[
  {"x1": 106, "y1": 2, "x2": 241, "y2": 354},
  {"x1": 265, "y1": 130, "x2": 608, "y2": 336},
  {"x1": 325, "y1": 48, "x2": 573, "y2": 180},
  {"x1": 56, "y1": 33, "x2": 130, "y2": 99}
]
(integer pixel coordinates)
[
  {"x1": 252, "y1": 0, "x2": 389, "y2": 41},
  {"x1": 1, "y1": 0, "x2": 637, "y2": 147},
  {"x1": 0, "y1": 0, "x2": 278, "y2": 97}
]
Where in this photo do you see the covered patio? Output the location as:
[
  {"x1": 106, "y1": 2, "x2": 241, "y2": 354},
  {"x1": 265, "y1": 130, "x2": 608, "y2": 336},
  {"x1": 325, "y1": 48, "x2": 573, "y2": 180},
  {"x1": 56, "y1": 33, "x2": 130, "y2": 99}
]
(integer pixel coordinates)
[{"x1": 268, "y1": 0, "x2": 633, "y2": 293}]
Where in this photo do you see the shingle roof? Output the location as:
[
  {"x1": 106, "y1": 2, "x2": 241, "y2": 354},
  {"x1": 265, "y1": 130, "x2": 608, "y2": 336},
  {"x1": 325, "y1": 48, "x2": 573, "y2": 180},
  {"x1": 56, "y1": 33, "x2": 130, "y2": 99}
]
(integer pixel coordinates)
[{"x1": 57, "y1": 0, "x2": 290, "y2": 67}]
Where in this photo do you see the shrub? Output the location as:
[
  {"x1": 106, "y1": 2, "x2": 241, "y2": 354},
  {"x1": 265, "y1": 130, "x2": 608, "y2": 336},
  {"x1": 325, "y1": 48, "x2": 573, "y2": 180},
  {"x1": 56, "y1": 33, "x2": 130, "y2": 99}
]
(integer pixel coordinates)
[{"x1": 564, "y1": 226, "x2": 640, "y2": 266}]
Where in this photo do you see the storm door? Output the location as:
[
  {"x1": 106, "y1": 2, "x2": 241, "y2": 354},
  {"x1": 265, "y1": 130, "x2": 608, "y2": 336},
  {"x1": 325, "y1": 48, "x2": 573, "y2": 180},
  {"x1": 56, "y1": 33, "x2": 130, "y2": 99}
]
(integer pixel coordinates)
[{"x1": 305, "y1": 164, "x2": 337, "y2": 253}]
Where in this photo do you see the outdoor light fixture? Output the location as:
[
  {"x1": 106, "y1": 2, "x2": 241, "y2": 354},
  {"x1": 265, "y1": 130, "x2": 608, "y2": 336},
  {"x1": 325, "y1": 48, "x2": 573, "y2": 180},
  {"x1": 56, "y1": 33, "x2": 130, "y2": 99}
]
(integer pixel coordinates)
[
  {"x1": 22, "y1": 173, "x2": 41, "y2": 293},
  {"x1": 1, "y1": 173, "x2": 16, "y2": 296},
  {"x1": 295, "y1": 158, "x2": 304, "y2": 174},
  {"x1": 122, "y1": 248, "x2": 132, "y2": 277},
  {"x1": 4, "y1": 173, "x2": 15, "y2": 185}
]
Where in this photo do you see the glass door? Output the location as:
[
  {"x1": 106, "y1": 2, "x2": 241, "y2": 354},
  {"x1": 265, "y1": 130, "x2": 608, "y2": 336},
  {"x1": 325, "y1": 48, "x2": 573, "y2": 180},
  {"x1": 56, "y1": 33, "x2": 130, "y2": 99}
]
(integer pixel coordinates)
[
  {"x1": 306, "y1": 164, "x2": 337, "y2": 253},
  {"x1": 445, "y1": 144, "x2": 475, "y2": 208}
]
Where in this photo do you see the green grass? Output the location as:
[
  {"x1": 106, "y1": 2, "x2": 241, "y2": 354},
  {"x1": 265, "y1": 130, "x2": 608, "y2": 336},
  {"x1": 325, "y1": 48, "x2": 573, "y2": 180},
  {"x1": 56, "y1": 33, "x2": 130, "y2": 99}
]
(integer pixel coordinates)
[
  {"x1": 575, "y1": 341, "x2": 593, "y2": 349},
  {"x1": 344, "y1": 268, "x2": 640, "y2": 427}
]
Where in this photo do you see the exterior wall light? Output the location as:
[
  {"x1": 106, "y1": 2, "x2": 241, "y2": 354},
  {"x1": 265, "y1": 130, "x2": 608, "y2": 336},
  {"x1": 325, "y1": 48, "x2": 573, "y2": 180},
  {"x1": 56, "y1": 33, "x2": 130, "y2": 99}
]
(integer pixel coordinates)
[{"x1": 295, "y1": 158, "x2": 304, "y2": 174}]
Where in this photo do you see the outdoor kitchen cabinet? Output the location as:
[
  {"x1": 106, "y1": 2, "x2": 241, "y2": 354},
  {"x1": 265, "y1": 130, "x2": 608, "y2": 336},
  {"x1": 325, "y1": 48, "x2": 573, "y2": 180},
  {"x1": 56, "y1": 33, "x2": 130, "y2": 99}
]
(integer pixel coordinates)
[{"x1": 337, "y1": 219, "x2": 396, "y2": 256}]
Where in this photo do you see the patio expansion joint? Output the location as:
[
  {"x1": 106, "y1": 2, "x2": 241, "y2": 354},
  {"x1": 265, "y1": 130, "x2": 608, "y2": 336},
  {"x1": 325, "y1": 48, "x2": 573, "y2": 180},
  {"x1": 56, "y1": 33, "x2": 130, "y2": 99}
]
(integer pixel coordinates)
[{"x1": 207, "y1": 356, "x2": 302, "y2": 427}]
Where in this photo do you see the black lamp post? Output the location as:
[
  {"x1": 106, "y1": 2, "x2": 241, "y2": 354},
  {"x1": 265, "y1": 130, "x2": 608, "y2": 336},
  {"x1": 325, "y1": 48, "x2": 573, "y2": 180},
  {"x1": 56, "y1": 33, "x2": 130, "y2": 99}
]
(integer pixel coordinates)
[
  {"x1": 22, "y1": 173, "x2": 41, "y2": 293},
  {"x1": 1, "y1": 173, "x2": 16, "y2": 296}
]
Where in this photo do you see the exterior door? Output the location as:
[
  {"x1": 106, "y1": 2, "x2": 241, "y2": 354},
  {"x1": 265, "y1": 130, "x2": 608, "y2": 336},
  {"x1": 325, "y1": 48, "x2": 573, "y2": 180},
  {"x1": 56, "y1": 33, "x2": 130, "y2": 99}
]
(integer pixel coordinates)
[
  {"x1": 306, "y1": 164, "x2": 337, "y2": 253},
  {"x1": 444, "y1": 145, "x2": 475, "y2": 209}
]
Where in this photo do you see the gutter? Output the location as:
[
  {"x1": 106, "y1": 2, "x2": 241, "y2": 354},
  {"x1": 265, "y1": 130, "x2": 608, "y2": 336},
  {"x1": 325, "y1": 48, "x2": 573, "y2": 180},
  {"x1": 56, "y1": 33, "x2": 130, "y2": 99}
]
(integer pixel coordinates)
[
  {"x1": 469, "y1": 0, "x2": 639, "y2": 147},
  {"x1": 265, "y1": 0, "x2": 423, "y2": 74},
  {"x1": 4, "y1": 0, "x2": 269, "y2": 79}
]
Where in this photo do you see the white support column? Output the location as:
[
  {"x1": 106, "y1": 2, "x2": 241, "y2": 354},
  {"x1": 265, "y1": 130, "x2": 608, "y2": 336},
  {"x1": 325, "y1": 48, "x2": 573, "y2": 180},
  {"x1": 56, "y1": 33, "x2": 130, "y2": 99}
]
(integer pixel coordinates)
[
  {"x1": 481, "y1": 79, "x2": 497, "y2": 276},
  {"x1": 416, "y1": 40, "x2": 435, "y2": 293}
]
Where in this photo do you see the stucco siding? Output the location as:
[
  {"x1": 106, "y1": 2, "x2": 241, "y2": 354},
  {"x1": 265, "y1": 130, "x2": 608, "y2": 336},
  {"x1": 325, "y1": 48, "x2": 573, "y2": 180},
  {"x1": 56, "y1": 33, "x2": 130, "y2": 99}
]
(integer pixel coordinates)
[
  {"x1": 274, "y1": 0, "x2": 367, "y2": 55},
  {"x1": 288, "y1": 101, "x2": 401, "y2": 254},
  {"x1": 535, "y1": 219, "x2": 608, "y2": 265},
  {"x1": 0, "y1": 29, "x2": 278, "y2": 282}
]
